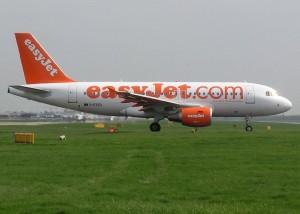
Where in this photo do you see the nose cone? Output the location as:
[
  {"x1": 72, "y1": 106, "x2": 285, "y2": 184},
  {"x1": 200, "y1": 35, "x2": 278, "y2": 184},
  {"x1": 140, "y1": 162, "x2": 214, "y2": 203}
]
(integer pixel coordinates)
[
  {"x1": 285, "y1": 98, "x2": 293, "y2": 111},
  {"x1": 279, "y1": 97, "x2": 293, "y2": 113}
]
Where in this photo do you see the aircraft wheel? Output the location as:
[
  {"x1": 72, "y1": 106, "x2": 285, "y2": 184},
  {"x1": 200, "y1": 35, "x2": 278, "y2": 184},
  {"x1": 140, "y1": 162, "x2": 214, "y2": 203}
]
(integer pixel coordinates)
[
  {"x1": 150, "y1": 122, "x2": 161, "y2": 132},
  {"x1": 245, "y1": 125, "x2": 253, "y2": 132}
]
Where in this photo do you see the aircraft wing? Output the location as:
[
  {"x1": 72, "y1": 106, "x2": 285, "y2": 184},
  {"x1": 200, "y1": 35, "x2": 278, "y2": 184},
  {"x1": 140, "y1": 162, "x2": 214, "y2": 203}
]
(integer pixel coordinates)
[
  {"x1": 112, "y1": 89, "x2": 203, "y2": 112},
  {"x1": 116, "y1": 90, "x2": 179, "y2": 111}
]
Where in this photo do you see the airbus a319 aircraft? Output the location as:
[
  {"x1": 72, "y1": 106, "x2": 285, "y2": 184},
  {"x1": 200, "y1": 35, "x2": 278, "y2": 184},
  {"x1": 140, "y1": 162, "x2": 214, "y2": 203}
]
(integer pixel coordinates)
[{"x1": 9, "y1": 33, "x2": 292, "y2": 132}]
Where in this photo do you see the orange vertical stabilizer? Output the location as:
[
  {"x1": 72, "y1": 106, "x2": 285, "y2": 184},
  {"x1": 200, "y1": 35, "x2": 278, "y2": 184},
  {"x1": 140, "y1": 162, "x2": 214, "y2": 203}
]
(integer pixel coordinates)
[{"x1": 15, "y1": 33, "x2": 74, "y2": 84}]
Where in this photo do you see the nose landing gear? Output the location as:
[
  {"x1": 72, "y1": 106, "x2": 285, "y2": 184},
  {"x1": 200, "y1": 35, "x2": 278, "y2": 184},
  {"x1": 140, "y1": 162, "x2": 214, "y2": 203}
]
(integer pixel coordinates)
[
  {"x1": 246, "y1": 125, "x2": 253, "y2": 132},
  {"x1": 245, "y1": 116, "x2": 253, "y2": 132}
]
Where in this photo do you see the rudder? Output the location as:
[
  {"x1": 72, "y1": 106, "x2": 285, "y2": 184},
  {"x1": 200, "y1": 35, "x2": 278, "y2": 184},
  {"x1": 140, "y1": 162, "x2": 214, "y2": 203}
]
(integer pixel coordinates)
[{"x1": 15, "y1": 33, "x2": 74, "y2": 84}]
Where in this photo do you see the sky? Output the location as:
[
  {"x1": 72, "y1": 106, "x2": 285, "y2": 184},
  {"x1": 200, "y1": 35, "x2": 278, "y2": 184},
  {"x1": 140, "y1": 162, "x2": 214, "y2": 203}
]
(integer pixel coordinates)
[{"x1": 0, "y1": 0, "x2": 299, "y2": 114}]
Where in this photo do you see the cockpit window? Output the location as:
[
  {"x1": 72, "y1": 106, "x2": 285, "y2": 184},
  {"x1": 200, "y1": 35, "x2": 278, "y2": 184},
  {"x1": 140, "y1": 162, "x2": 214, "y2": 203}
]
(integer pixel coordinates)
[{"x1": 266, "y1": 91, "x2": 272, "y2": 96}]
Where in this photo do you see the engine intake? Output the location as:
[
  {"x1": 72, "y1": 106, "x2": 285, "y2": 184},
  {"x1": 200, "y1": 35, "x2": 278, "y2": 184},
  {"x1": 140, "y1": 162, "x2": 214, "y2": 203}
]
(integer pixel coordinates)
[{"x1": 168, "y1": 107, "x2": 212, "y2": 127}]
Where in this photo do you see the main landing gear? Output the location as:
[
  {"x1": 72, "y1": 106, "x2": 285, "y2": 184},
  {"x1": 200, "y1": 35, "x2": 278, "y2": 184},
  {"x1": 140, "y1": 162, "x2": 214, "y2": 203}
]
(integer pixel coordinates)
[
  {"x1": 149, "y1": 117, "x2": 164, "y2": 132},
  {"x1": 245, "y1": 116, "x2": 253, "y2": 132},
  {"x1": 150, "y1": 122, "x2": 161, "y2": 132}
]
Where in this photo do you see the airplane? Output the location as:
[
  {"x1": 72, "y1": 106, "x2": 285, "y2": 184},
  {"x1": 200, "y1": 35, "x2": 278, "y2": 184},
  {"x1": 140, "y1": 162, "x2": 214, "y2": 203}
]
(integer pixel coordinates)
[{"x1": 8, "y1": 33, "x2": 293, "y2": 132}]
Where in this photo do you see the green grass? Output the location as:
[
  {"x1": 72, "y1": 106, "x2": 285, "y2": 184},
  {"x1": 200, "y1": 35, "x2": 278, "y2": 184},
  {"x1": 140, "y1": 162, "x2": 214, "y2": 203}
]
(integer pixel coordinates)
[{"x1": 0, "y1": 121, "x2": 299, "y2": 214}]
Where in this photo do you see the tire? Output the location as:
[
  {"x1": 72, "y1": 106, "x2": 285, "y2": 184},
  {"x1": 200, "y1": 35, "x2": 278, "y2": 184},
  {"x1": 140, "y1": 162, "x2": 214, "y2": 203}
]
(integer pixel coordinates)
[
  {"x1": 245, "y1": 125, "x2": 253, "y2": 132},
  {"x1": 150, "y1": 122, "x2": 161, "y2": 132}
]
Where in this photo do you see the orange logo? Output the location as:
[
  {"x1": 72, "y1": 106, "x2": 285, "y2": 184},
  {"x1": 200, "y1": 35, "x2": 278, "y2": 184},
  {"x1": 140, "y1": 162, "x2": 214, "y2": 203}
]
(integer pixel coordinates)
[
  {"x1": 24, "y1": 39, "x2": 58, "y2": 76},
  {"x1": 87, "y1": 86, "x2": 101, "y2": 99}
]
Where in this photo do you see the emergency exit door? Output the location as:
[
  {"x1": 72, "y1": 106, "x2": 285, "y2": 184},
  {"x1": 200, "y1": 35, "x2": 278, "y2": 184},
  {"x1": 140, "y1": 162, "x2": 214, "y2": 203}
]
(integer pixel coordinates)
[{"x1": 68, "y1": 85, "x2": 77, "y2": 103}]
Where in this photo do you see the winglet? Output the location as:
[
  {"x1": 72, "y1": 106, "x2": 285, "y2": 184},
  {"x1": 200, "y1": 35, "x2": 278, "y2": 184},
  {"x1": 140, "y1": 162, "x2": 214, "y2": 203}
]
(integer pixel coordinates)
[{"x1": 15, "y1": 33, "x2": 74, "y2": 84}]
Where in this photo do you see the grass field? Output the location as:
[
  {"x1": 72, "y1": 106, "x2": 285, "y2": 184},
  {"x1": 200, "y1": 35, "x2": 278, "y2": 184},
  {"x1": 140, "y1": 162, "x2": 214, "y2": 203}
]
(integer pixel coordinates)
[{"x1": 0, "y1": 121, "x2": 299, "y2": 214}]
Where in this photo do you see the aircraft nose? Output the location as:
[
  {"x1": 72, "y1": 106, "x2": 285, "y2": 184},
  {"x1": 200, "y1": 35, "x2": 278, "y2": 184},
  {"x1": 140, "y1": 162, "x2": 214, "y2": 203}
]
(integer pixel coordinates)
[
  {"x1": 280, "y1": 97, "x2": 292, "y2": 112},
  {"x1": 285, "y1": 98, "x2": 293, "y2": 111}
]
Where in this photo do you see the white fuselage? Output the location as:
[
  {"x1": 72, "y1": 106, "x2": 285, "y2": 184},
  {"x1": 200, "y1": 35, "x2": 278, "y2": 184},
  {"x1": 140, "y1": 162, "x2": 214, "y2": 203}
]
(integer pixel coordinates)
[{"x1": 8, "y1": 82, "x2": 292, "y2": 118}]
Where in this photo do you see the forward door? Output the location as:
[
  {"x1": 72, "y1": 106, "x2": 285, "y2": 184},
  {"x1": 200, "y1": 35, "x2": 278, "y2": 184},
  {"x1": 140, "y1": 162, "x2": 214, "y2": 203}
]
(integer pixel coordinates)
[{"x1": 245, "y1": 85, "x2": 255, "y2": 104}]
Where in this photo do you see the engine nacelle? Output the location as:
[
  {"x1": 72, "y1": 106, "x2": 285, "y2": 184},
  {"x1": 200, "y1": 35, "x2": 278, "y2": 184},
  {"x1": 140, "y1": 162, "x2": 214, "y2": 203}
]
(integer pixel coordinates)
[{"x1": 168, "y1": 107, "x2": 212, "y2": 127}]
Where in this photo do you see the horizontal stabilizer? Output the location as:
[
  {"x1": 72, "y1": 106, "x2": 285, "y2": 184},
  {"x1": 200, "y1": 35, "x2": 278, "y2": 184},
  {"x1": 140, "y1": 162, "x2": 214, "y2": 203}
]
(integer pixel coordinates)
[{"x1": 9, "y1": 85, "x2": 50, "y2": 94}]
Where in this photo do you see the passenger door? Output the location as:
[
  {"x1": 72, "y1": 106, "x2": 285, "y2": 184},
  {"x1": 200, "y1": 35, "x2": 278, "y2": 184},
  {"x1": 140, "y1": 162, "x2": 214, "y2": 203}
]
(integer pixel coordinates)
[{"x1": 245, "y1": 85, "x2": 255, "y2": 104}]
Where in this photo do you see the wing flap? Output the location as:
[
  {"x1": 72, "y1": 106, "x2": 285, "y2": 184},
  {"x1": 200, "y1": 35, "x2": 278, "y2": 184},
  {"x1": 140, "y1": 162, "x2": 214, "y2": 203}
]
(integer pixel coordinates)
[{"x1": 114, "y1": 90, "x2": 180, "y2": 109}]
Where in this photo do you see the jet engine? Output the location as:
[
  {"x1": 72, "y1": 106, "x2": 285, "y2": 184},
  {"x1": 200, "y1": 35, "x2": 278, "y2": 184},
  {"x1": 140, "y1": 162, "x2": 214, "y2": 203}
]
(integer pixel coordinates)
[{"x1": 168, "y1": 107, "x2": 212, "y2": 127}]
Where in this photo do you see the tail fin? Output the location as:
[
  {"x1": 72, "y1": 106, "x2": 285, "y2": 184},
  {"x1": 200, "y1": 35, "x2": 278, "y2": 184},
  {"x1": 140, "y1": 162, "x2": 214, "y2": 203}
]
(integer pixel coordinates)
[{"x1": 15, "y1": 33, "x2": 74, "y2": 84}]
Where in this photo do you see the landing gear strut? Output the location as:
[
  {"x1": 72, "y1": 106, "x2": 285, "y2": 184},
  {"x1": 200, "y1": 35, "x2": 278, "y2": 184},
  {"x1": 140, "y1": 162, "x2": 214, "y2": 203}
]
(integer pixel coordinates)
[
  {"x1": 245, "y1": 116, "x2": 253, "y2": 132},
  {"x1": 150, "y1": 122, "x2": 161, "y2": 132}
]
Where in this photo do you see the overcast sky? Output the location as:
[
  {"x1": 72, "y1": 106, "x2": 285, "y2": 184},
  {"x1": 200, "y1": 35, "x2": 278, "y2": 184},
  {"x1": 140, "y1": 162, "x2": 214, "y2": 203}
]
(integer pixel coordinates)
[{"x1": 0, "y1": 0, "x2": 299, "y2": 114}]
